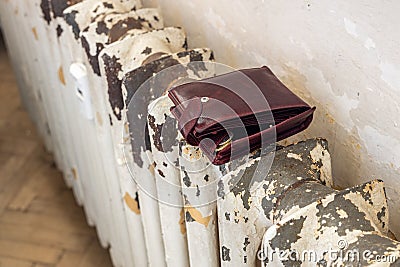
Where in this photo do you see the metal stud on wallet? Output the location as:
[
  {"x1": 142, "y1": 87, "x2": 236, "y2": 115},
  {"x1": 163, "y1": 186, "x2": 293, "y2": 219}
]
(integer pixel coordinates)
[{"x1": 168, "y1": 66, "x2": 316, "y2": 165}]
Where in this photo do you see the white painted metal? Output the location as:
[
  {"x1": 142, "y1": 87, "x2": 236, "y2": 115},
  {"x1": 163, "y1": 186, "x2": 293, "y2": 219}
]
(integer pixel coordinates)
[
  {"x1": 61, "y1": 2, "x2": 148, "y2": 266},
  {"x1": 98, "y1": 27, "x2": 186, "y2": 267},
  {"x1": 178, "y1": 141, "x2": 222, "y2": 267},
  {"x1": 27, "y1": 0, "x2": 78, "y2": 188},
  {"x1": 0, "y1": 1, "x2": 43, "y2": 138},
  {"x1": 78, "y1": 8, "x2": 165, "y2": 267},
  {"x1": 69, "y1": 63, "x2": 94, "y2": 120},
  {"x1": 147, "y1": 95, "x2": 189, "y2": 267},
  {"x1": 123, "y1": 48, "x2": 214, "y2": 267},
  {"x1": 0, "y1": 0, "x2": 54, "y2": 153}
]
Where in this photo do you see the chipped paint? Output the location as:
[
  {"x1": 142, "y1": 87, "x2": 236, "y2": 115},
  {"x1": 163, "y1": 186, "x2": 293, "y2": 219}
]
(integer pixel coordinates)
[
  {"x1": 32, "y1": 27, "x2": 39, "y2": 40},
  {"x1": 124, "y1": 192, "x2": 140, "y2": 214},
  {"x1": 262, "y1": 178, "x2": 399, "y2": 266},
  {"x1": 185, "y1": 205, "x2": 212, "y2": 227},
  {"x1": 218, "y1": 139, "x2": 333, "y2": 266},
  {"x1": 96, "y1": 111, "x2": 103, "y2": 126},
  {"x1": 179, "y1": 208, "x2": 187, "y2": 234},
  {"x1": 310, "y1": 141, "x2": 332, "y2": 187},
  {"x1": 71, "y1": 168, "x2": 77, "y2": 180},
  {"x1": 58, "y1": 66, "x2": 66, "y2": 85}
]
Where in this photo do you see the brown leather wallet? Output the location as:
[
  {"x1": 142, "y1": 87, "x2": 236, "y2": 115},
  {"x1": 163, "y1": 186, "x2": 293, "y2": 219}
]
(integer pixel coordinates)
[{"x1": 168, "y1": 66, "x2": 315, "y2": 165}]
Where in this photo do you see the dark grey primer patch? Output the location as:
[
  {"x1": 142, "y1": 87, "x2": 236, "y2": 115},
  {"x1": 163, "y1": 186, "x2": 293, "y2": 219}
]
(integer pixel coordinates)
[
  {"x1": 135, "y1": 192, "x2": 140, "y2": 210},
  {"x1": 361, "y1": 182, "x2": 374, "y2": 206},
  {"x1": 317, "y1": 253, "x2": 328, "y2": 266},
  {"x1": 144, "y1": 128, "x2": 152, "y2": 152},
  {"x1": 109, "y1": 114, "x2": 113, "y2": 126},
  {"x1": 225, "y1": 212, "x2": 230, "y2": 221},
  {"x1": 243, "y1": 237, "x2": 250, "y2": 252},
  {"x1": 56, "y1": 24, "x2": 63, "y2": 37},
  {"x1": 80, "y1": 36, "x2": 104, "y2": 76},
  {"x1": 270, "y1": 216, "x2": 306, "y2": 266},
  {"x1": 182, "y1": 38, "x2": 188, "y2": 49},
  {"x1": 147, "y1": 114, "x2": 178, "y2": 153},
  {"x1": 221, "y1": 246, "x2": 231, "y2": 261},
  {"x1": 142, "y1": 47, "x2": 152, "y2": 55},
  {"x1": 234, "y1": 211, "x2": 239, "y2": 223},
  {"x1": 217, "y1": 180, "x2": 225, "y2": 198},
  {"x1": 64, "y1": 10, "x2": 80, "y2": 39},
  {"x1": 82, "y1": 16, "x2": 147, "y2": 77},
  {"x1": 315, "y1": 193, "x2": 376, "y2": 237},
  {"x1": 219, "y1": 164, "x2": 227, "y2": 176},
  {"x1": 123, "y1": 51, "x2": 204, "y2": 168},
  {"x1": 377, "y1": 206, "x2": 386, "y2": 228},
  {"x1": 108, "y1": 17, "x2": 147, "y2": 43},
  {"x1": 344, "y1": 234, "x2": 400, "y2": 266},
  {"x1": 182, "y1": 170, "x2": 191, "y2": 187},
  {"x1": 102, "y1": 54, "x2": 123, "y2": 120},
  {"x1": 103, "y1": 2, "x2": 113, "y2": 9},
  {"x1": 157, "y1": 169, "x2": 165, "y2": 178},
  {"x1": 96, "y1": 21, "x2": 109, "y2": 35},
  {"x1": 51, "y1": 0, "x2": 82, "y2": 19},
  {"x1": 274, "y1": 181, "x2": 334, "y2": 223},
  {"x1": 185, "y1": 211, "x2": 195, "y2": 222},
  {"x1": 209, "y1": 51, "x2": 215, "y2": 61},
  {"x1": 176, "y1": 50, "x2": 209, "y2": 77},
  {"x1": 40, "y1": 0, "x2": 52, "y2": 24},
  {"x1": 261, "y1": 196, "x2": 269, "y2": 219},
  {"x1": 229, "y1": 163, "x2": 258, "y2": 211}
]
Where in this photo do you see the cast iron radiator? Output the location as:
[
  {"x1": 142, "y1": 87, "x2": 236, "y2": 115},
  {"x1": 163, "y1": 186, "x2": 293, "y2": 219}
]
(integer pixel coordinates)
[{"x1": 0, "y1": 0, "x2": 399, "y2": 266}]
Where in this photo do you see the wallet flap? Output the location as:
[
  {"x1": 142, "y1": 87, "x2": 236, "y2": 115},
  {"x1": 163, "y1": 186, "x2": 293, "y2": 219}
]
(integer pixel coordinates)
[
  {"x1": 170, "y1": 96, "x2": 203, "y2": 145},
  {"x1": 169, "y1": 66, "x2": 311, "y2": 136}
]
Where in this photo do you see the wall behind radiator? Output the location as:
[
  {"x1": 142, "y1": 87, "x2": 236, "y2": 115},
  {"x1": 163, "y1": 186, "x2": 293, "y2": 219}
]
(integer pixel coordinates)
[{"x1": 144, "y1": 0, "x2": 400, "y2": 237}]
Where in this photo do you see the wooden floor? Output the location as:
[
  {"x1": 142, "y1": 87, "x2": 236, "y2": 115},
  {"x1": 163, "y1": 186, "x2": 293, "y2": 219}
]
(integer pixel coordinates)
[{"x1": 0, "y1": 37, "x2": 113, "y2": 266}]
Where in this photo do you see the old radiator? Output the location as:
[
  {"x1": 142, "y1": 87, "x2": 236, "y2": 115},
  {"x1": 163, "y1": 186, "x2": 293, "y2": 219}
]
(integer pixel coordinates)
[{"x1": 0, "y1": 0, "x2": 399, "y2": 266}]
